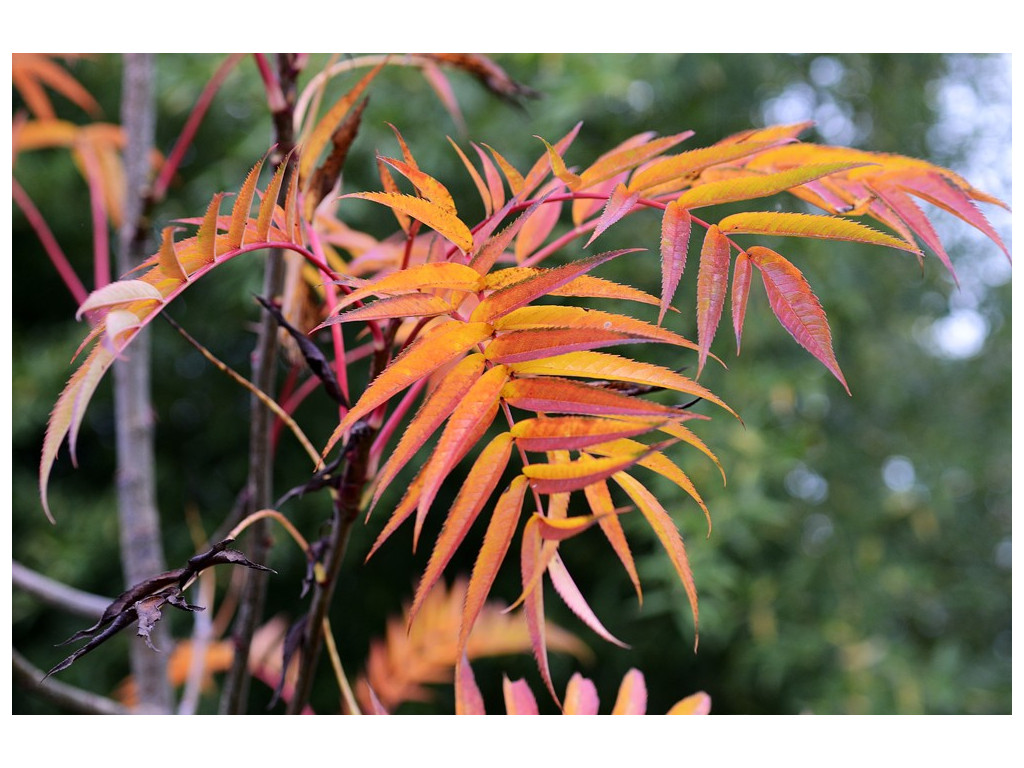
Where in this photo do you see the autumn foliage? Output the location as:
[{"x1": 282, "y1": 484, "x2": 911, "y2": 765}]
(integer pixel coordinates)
[{"x1": 17, "y1": 53, "x2": 1010, "y2": 714}]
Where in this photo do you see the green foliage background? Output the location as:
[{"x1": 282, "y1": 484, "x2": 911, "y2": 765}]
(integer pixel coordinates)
[{"x1": 12, "y1": 53, "x2": 1011, "y2": 714}]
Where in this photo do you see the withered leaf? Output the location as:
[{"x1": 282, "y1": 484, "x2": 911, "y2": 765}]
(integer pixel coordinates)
[
  {"x1": 45, "y1": 538, "x2": 273, "y2": 679},
  {"x1": 255, "y1": 294, "x2": 346, "y2": 405}
]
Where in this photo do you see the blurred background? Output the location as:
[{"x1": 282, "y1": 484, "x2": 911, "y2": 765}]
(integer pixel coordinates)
[{"x1": 12, "y1": 53, "x2": 1011, "y2": 714}]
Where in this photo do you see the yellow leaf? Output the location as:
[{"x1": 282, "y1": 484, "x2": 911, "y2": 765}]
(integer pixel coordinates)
[
  {"x1": 343, "y1": 192, "x2": 474, "y2": 253},
  {"x1": 718, "y1": 211, "x2": 921, "y2": 253}
]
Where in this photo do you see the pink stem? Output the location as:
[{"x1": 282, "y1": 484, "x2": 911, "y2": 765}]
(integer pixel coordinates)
[
  {"x1": 13, "y1": 179, "x2": 89, "y2": 305},
  {"x1": 151, "y1": 53, "x2": 247, "y2": 203}
]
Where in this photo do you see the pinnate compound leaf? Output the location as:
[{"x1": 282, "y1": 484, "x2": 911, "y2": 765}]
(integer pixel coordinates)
[
  {"x1": 322, "y1": 321, "x2": 494, "y2": 458},
  {"x1": 659, "y1": 201, "x2": 692, "y2": 324},
  {"x1": 719, "y1": 211, "x2": 919, "y2": 253},
  {"x1": 746, "y1": 245, "x2": 849, "y2": 394},
  {"x1": 695, "y1": 225, "x2": 731, "y2": 377},
  {"x1": 342, "y1": 192, "x2": 474, "y2": 253}
]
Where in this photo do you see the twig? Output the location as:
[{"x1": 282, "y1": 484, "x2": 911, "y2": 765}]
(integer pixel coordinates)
[
  {"x1": 12, "y1": 561, "x2": 111, "y2": 618},
  {"x1": 13, "y1": 650, "x2": 129, "y2": 715}
]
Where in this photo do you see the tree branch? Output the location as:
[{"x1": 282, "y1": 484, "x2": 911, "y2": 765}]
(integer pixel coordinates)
[
  {"x1": 218, "y1": 52, "x2": 302, "y2": 715},
  {"x1": 13, "y1": 649, "x2": 129, "y2": 715},
  {"x1": 12, "y1": 560, "x2": 111, "y2": 619},
  {"x1": 115, "y1": 52, "x2": 171, "y2": 714}
]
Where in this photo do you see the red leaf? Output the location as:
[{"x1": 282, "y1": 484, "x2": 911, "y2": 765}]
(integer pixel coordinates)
[
  {"x1": 659, "y1": 201, "x2": 692, "y2": 325},
  {"x1": 695, "y1": 225, "x2": 731, "y2": 376},
  {"x1": 747, "y1": 246, "x2": 849, "y2": 394},
  {"x1": 585, "y1": 183, "x2": 640, "y2": 247},
  {"x1": 732, "y1": 249, "x2": 752, "y2": 354}
]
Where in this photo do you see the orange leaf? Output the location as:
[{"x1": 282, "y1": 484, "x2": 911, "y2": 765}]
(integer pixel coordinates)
[
  {"x1": 414, "y1": 365, "x2": 510, "y2": 545},
  {"x1": 522, "y1": 442, "x2": 671, "y2": 495},
  {"x1": 410, "y1": 432, "x2": 514, "y2": 627},
  {"x1": 455, "y1": 655, "x2": 486, "y2": 715},
  {"x1": 256, "y1": 158, "x2": 289, "y2": 241},
  {"x1": 695, "y1": 225, "x2": 731, "y2": 376},
  {"x1": 667, "y1": 691, "x2": 712, "y2": 715},
  {"x1": 299, "y1": 61, "x2": 384, "y2": 185},
  {"x1": 513, "y1": 179, "x2": 564, "y2": 263},
  {"x1": 459, "y1": 475, "x2": 528, "y2": 657},
  {"x1": 196, "y1": 192, "x2": 225, "y2": 265},
  {"x1": 319, "y1": 294, "x2": 454, "y2": 327},
  {"x1": 746, "y1": 246, "x2": 849, "y2": 394},
  {"x1": 502, "y1": 376, "x2": 688, "y2": 420},
  {"x1": 329, "y1": 262, "x2": 482, "y2": 314},
  {"x1": 511, "y1": 415, "x2": 664, "y2": 453},
  {"x1": 492, "y1": 305, "x2": 699, "y2": 352},
  {"x1": 471, "y1": 249, "x2": 639, "y2": 324},
  {"x1": 369, "y1": 354, "x2": 486, "y2": 512},
  {"x1": 157, "y1": 226, "x2": 187, "y2": 282},
  {"x1": 322, "y1": 321, "x2": 493, "y2": 458},
  {"x1": 548, "y1": 554, "x2": 629, "y2": 648},
  {"x1": 507, "y1": 351, "x2": 735, "y2": 417},
  {"x1": 483, "y1": 266, "x2": 664, "y2": 309},
  {"x1": 583, "y1": 479, "x2": 642, "y2": 604},
  {"x1": 534, "y1": 129, "x2": 583, "y2": 191},
  {"x1": 613, "y1": 471, "x2": 699, "y2": 651},
  {"x1": 378, "y1": 155, "x2": 457, "y2": 213},
  {"x1": 228, "y1": 157, "x2": 265, "y2": 249}
]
